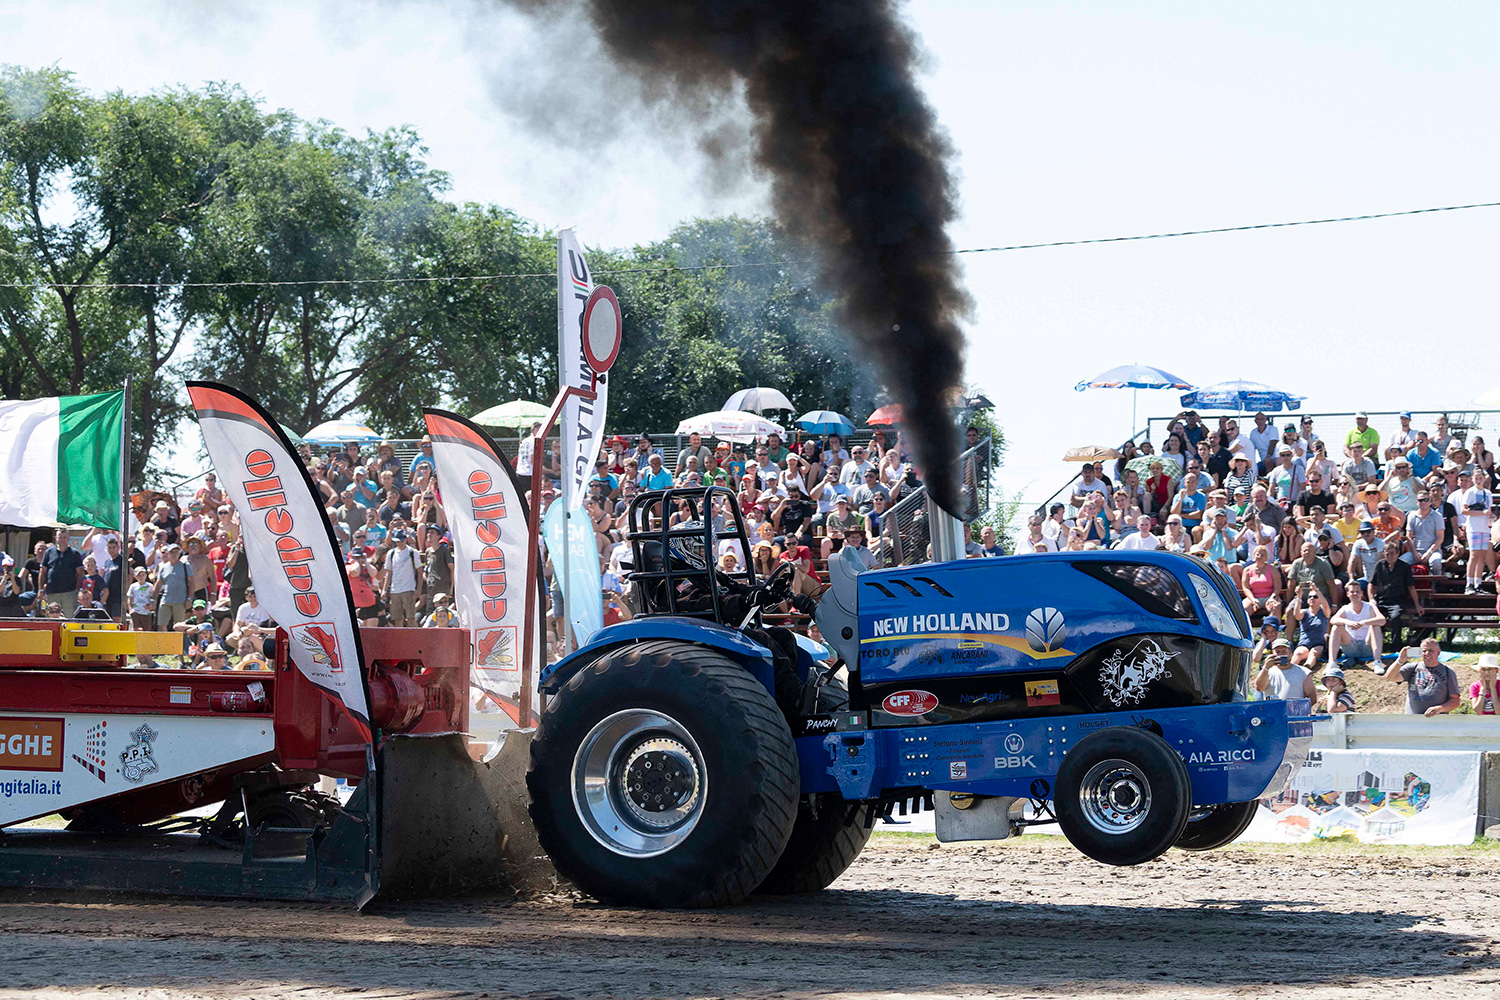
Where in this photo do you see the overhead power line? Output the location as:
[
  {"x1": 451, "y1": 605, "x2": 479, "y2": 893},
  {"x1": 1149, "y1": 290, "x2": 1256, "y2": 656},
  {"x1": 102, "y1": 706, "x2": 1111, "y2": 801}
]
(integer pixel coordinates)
[{"x1": 0, "y1": 199, "x2": 1494, "y2": 292}]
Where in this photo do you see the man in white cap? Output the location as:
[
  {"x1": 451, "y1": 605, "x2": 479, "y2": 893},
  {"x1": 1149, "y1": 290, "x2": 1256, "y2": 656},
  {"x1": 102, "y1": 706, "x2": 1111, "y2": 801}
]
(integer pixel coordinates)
[
  {"x1": 1471, "y1": 655, "x2": 1500, "y2": 716},
  {"x1": 1254, "y1": 636, "x2": 1316, "y2": 701},
  {"x1": 1345, "y1": 411, "x2": 1380, "y2": 461}
]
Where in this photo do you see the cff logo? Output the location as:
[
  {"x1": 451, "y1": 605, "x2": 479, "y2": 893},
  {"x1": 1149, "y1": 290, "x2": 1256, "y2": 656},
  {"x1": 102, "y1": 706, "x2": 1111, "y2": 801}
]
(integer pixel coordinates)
[
  {"x1": 119, "y1": 723, "x2": 159, "y2": 784},
  {"x1": 1004, "y1": 733, "x2": 1025, "y2": 754},
  {"x1": 882, "y1": 690, "x2": 938, "y2": 716},
  {"x1": 292, "y1": 623, "x2": 345, "y2": 674},
  {"x1": 474, "y1": 626, "x2": 517, "y2": 670},
  {"x1": 1025, "y1": 607, "x2": 1067, "y2": 652}
]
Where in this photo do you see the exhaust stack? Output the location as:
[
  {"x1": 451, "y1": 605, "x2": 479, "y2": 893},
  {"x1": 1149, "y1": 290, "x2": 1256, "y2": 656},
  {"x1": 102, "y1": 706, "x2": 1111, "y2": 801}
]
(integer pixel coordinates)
[{"x1": 926, "y1": 493, "x2": 967, "y2": 564}]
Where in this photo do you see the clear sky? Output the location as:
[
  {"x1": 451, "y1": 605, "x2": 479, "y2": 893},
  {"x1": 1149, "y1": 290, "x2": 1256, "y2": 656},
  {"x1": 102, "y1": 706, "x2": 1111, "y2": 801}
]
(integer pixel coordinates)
[{"x1": 4, "y1": 1, "x2": 1497, "y2": 501}]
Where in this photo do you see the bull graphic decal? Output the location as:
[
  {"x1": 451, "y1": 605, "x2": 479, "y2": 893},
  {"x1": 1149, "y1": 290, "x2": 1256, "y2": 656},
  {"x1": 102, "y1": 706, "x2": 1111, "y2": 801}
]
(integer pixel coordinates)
[
  {"x1": 476, "y1": 627, "x2": 515, "y2": 667},
  {"x1": 1098, "y1": 638, "x2": 1176, "y2": 707},
  {"x1": 297, "y1": 624, "x2": 343, "y2": 673}
]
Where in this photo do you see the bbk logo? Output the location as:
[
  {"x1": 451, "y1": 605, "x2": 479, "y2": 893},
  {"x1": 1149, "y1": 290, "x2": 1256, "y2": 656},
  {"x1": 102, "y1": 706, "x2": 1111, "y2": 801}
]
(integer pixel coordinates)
[
  {"x1": 1003, "y1": 733, "x2": 1025, "y2": 754},
  {"x1": 994, "y1": 755, "x2": 1036, "y2": 769}
]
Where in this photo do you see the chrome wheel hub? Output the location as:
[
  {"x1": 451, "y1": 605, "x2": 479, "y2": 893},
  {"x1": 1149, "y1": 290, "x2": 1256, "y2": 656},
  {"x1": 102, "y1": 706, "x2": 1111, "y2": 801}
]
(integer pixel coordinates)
[
  {"x1": 572, "y1": 710, "x2": 706, "y2": 857},
  {"x1": 1079, "y1": 758, "x2": 1152, "y2": 834}
]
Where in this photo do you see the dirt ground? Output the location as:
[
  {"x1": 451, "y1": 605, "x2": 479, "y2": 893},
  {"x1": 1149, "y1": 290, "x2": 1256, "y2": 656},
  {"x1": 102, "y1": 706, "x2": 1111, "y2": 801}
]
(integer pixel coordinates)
[{"x1": 0, "y1": 835, "x2": 1496, "y2": 1000}]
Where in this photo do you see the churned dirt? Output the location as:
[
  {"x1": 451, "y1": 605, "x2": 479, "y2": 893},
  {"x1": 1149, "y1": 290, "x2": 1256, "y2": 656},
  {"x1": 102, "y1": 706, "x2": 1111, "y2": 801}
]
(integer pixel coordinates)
[{"x1": 0, "y1": 834, "x2": 1495, "y2": 1000}]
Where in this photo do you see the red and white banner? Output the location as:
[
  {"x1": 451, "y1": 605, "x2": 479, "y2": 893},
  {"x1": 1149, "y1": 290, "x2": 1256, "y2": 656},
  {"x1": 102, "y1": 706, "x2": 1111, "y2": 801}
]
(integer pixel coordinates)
[
  {"x1": 423, "y1": 409, "x2": 541, "y2": 727},
  {"x1": 558, "y1": 228, "x2": 608, "y2": 509},
  {"x1": 187, "y1": 382, "x2": 372, "y2": 741}
]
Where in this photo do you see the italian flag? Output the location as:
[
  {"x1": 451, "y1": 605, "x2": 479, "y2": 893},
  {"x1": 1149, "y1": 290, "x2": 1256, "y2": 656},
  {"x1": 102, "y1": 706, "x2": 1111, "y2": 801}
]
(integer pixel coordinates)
[{"x1": 0, "y1": 391, "x2": 124, "y2": 530}]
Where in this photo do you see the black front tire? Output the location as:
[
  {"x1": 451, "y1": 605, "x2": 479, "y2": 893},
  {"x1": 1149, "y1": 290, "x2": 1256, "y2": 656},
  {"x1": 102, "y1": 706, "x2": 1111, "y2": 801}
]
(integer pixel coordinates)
[
  {"x1": 1174, "y1": 800, "x2": 1260, "y2": 852},
  {"x1": 1054, "y1": 727, "x2": 1191, "y2": 866},
  {"x1": 527, "y1": 640, "x2": 799, "y2": 908}
]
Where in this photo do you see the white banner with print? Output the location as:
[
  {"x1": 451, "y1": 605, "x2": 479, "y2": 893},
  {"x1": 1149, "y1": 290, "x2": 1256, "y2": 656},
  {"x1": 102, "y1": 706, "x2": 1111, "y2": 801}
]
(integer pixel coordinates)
[
  {"x1": 1244, "y1": 747, "x2": 1481, "y2": 846},
  {"x1": 422, "y1": 409, "x2": 540, "y2": 726},
  {"x1": 187, "y1": 382, "x2": 371, "y2": 740},
  {"x1": 558, "y1": 228, "x2": 608, "y2": 509}
]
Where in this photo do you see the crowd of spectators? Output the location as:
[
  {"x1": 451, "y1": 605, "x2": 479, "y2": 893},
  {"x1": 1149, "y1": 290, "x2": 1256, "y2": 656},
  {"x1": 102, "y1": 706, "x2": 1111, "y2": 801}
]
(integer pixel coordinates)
[
  {"x1": 1, "y1": 422, "x2": 997, "y2": 668},
  {"x1": 1024, "y1": 409, "x2": 1500, "y2": 715}
]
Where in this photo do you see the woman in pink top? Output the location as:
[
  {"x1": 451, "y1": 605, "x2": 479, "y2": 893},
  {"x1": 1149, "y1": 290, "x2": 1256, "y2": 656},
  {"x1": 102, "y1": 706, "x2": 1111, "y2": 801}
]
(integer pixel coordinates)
[{"x1": 1241, "y1": 544, "x2": 1282, "y2": 616}]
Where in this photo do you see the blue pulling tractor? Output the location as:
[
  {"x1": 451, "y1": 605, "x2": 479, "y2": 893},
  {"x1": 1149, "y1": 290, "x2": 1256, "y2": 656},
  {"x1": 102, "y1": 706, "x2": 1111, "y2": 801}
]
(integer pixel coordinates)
[{"x1": 525, "y1": 486, "x2": 1315, "y2": 907}]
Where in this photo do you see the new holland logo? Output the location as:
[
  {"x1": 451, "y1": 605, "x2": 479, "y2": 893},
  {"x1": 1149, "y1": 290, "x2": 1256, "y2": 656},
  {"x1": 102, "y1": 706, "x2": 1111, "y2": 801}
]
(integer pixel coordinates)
[
  {"x1": 1025, "y1": 607, "x2": 1066, "y2": 653},
  {"x1": 292, "y1": 623, "x2": 345, "y2": 674}
]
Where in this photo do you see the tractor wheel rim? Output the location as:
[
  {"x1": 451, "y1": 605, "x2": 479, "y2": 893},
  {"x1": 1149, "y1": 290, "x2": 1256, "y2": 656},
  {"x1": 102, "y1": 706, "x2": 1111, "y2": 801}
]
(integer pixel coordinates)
[
  {"x1": 572, "y1": 709, "x2": 706, "y2": 857},
  {"x1": 1079, "y1": 758, "x2": 1152, "y2": 834}
]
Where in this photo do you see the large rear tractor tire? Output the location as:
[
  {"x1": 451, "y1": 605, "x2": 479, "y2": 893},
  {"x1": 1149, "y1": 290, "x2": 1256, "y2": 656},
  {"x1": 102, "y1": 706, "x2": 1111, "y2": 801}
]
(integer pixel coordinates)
[
  {"x1": 754, "y1": 798, "x2": 873, "y2": 894},
  {"x1": 1054, "y1": 727, "x2": 1191, "y2": 867},
  {"x1": 527, "y1": 640, "x2": 799, "y2": 907},
  {"x1": 755, "y1": 673, "x2": 872, "y2": 894},
  {"x1": 1174, "y1": 799, "x2": 1260, "y2": 852}
]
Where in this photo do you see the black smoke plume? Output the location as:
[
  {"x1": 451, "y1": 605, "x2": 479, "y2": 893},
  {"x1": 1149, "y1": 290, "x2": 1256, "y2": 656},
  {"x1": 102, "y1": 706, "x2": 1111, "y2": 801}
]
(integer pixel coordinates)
[{"x1": 502, "y1": 0, "x2": 971, "y2": 511}]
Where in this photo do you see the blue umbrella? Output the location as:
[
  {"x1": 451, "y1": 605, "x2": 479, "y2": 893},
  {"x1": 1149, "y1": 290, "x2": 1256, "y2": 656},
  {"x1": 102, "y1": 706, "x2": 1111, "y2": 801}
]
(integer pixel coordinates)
[
  {"x1": 1179, "y1": 379, "x2": 1306, "y2": 413},
  {"x1": 794, "y1": 409, "x2": 855, "y2": 436},
  {"x1": 1074, "y1": 364, "x2": 1197, "y2": 436}
]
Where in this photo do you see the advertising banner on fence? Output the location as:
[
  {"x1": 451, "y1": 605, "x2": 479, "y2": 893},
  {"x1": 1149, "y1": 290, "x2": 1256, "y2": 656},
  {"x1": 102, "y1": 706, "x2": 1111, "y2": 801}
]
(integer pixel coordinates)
[
  {"x1": 558, "y1": 228, "x2": 609, "y2": 510},
  {"x1": 422, "y1": 408, "x2": 540, "y2": 726},
  {"x1": 187, "y1": 382, "x2": 372, "y2": 742},
  {"x1": 1244, "y1": 748, "x2": 1481, "y2": 846}
]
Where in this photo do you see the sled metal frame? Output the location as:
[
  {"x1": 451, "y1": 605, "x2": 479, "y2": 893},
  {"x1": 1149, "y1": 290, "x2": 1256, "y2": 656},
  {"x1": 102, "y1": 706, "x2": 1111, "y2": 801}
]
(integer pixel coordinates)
[{"x1": 0, "y1": 747, "x2": 380, "y2": 906}]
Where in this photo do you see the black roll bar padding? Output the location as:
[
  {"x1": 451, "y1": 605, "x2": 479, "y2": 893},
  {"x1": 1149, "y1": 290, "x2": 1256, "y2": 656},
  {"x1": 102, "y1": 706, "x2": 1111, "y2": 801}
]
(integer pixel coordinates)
[{"x1": 625, "y1": 484, "x2": 755, "y2": 624}]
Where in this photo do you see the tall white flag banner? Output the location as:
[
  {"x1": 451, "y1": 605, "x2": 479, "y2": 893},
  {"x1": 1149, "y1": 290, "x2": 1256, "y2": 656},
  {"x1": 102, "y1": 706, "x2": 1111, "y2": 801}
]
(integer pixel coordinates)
[
  {"x1": 558, "y1": 228, "x2": 608, "y2": 509},
  {"x1": 423, "y1": 409, "x2": 542, "y2": 727},
  {"x1": 187, "y1": 382, "x2": 372, "y2": 741}
]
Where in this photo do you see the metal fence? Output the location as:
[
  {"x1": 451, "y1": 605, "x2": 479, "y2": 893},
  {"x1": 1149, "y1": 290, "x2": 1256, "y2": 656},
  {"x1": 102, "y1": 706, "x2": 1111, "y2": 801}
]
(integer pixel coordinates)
[{"x1": 880, "y1": 436, "x2": 992, "y2": 566}]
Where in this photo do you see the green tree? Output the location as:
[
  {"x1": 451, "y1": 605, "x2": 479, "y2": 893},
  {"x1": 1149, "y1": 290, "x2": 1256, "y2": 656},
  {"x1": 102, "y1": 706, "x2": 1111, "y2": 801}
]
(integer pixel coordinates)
[
  {"x1": 193, "y1": 123, "x2": 453, "y2": 432},
  {"x1": 0, "y1": 67, "x2": 265, "y2": 480},
  {"x1": 598, "y1": 216, "x2": 884, "y2": 432}
]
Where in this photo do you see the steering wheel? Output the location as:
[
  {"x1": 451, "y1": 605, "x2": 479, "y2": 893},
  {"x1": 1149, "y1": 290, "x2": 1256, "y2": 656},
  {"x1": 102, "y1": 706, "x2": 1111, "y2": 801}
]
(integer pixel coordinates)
[{"x1": 760, "y1": 560, "x2": 797, "y2": 606}]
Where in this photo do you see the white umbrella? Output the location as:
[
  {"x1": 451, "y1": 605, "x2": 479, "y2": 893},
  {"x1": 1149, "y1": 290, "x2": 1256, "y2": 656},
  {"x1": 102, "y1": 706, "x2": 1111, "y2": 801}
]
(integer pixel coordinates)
[
  {"x1": 303, "y1": 419, "x2": 383, "y2": 445},
  {"x1": 676, "y1": 410, "x2": 784, "y2": 443},
  {"x1": 723, "y1": 386, "x2": 794, "y2": 412},
  {"x1": 1475, "y1": 387, "x2": 1500, "y2": 407}
]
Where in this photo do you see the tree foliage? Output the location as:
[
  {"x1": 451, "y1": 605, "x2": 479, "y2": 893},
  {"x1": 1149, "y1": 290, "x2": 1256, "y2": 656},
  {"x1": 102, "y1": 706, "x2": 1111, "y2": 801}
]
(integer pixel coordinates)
[{"x1": 2, "y1": 67, "x2": 914, "y2": 479}]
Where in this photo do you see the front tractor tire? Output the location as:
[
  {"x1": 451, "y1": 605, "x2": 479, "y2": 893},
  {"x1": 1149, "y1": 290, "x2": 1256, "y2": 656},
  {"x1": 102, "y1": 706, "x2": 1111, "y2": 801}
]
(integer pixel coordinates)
[
  {"x1": 527, "y1": 640, "x2": 799, "y2": 908},
  {"x1": 1174, "y1": 799, "x2": 1260, "y2": 852},
  {"x1": 1054, "y1": 727, "x2": 1191, "y2": 867}
]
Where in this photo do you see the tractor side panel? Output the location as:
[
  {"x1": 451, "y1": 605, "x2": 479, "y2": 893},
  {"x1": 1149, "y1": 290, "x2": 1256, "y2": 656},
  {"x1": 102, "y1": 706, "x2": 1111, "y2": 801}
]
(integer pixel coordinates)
[{"x1": 855, "y1": 557, "x2": 1249, "y2": 726}]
